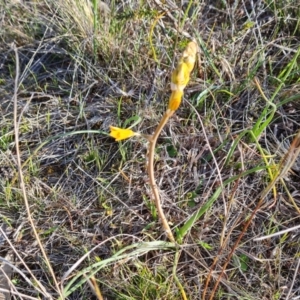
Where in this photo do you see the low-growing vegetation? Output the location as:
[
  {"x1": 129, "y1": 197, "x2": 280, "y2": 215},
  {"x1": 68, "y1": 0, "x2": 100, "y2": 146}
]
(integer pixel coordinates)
[{"x1": 0, "y1": 0, "x2": 299, "y2": 299}]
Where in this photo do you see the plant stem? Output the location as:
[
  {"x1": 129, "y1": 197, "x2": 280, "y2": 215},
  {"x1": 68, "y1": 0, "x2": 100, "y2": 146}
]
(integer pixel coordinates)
[
  {"x1": 147, "y1": 109, "x2": 175, "y2": 242},
  {"x1": 147, "y1": 109, "x2": 188, "y2": 300}
]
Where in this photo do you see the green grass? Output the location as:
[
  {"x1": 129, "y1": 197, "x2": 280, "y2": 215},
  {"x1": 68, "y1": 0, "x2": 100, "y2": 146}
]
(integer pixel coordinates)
[{"x1": 0, "y1": 0, "x2": 300, "y2": 299}]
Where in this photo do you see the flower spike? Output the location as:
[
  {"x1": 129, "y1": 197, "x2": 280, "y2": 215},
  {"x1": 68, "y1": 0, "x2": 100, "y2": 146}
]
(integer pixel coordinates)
[{"x1": 168, "y1": 41, "x2": 198, "y2": 111}]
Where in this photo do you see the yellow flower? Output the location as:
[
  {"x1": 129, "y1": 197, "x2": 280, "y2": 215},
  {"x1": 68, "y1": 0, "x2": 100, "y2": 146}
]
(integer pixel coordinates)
[
  {"x1": 168, "y1": 41, "x2": 197, "y2": 111},
  {"x1": 171, "y1": 62, "x2": 190, "y2": 92},
  {"x1": 168, "y1": 90, "x2": 183, "y2": 111},
  {"x1": 109, "y1": 126, "x2": 137, "y2": 141},
  {"x1": 182, "y1": 41, "x2": 197, "y2": 73}
]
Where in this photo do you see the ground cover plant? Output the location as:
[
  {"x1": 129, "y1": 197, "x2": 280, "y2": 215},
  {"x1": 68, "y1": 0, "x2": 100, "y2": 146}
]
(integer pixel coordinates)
[{"x1": 0, "y1": 0, "x2": 300, "y2": 299}]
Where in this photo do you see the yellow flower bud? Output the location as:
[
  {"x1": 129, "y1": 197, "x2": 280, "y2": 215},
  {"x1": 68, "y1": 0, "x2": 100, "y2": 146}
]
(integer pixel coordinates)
[
  {"x1": 168, "y1": 41, "x2": 197, "y2": 111},
  {"x1": 182, "y1": 41, "x2": 197, "y2": 73},
  {"x1": 168, "y1": 90, "x2": 183, "y2": 111},
  {"x1": 171, "y1": 62, "x2": 190, "y2": 92},
  {"x1": 109, "y1": 126, "x2": 137, "y2": 141}
]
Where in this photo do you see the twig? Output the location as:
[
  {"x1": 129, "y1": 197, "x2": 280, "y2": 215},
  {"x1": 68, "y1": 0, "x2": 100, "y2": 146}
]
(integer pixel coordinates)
[
  {"x1": 205, "y1": 129, "x2": 300, "y2": 300},
  {"x1": 12, "y1": 44, "x2": 62, "y2": 299},
  {"x1": 285, "y1": 258, "x2": 300, "y2": 300},
  {"x1": 254, "y1": 224, "x2": 300, "y2": 241}
]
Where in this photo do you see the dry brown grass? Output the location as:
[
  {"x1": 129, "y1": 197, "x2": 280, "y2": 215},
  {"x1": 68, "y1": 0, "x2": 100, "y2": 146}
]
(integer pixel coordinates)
[{"x1": 0, "y1": 0, "x2": 300, "y2": 299}]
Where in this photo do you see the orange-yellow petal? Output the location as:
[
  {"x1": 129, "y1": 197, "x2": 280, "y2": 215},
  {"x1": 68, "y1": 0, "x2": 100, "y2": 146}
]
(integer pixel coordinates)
[
  {"x1": 168, "y1": 42, "x2": 197, "y2": 111},
  {"x1": 168, "y1": 90, "x2": 183, "y2": 111},
  {"x1": 170, "y1": 41, "x2": 197, "y2": 93},
  {"x1": 182, "y1": 41, "x2": 197, "y2": 73},
  {"x1": 171, "y1": 62, "x2": 190, "y2": 90},
  {"x1": 109, "y1": 126, "x2": 136, "y2": 141}
]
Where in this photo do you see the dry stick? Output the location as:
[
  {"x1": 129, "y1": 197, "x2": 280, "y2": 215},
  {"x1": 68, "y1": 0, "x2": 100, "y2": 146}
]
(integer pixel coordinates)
[
  {"x1": 147, "y1": 109, "x2": 175, "y2": 243},
  {"x1": 201, "y1": 180, "x2": 246, "y2": 300},
  {"x1": 0, "y1": 221, "x2": 51, "y2": 298},
  {"x1": 201, "y1": 180, "x2": 245, "y2": 300},
  {"x1": 206, "y1": 129, "x2": 300, "y2": 300},
  {"x1": 87, "y1": 276, "x2": 104, "y2": 300},
  {"x1": 285, "y1": 258, "x2": 300, "y2": 300},
  {"x1": 12, "y1": 44, "x2": 62, "y2": 300},
  {"x1": 203, "y1": 78, "x2": 298, "y2": 299}
]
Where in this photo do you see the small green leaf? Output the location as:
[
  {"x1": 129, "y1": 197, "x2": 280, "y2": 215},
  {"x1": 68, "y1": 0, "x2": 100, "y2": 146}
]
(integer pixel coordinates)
[
  {"x1": 166, "y1": 144, "x2": 177, "y2": 157},
  {"x1": 197, "y1": 241, "x2": 213, "y2": 250},
  {"x1": 188, "y1": 200, "x2": 196, "y2": 207},
  {"x1": 123, "y1": 115, "x2": 142, "y2": 128},
  {"x1": 239, "y1": 254, "x2": 249, "y2": 272},
  {"x1": 243, "y1": 21, "x2": 255, "y2": 29}
]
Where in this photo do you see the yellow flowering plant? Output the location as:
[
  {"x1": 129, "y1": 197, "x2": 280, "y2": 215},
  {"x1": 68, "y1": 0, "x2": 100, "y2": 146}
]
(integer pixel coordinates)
[
  {"x1": 147, "y1": 41, "x2": 197, "y2": 241},
  {"x1": 109, "y1": 41, "x2": 197, "y2": 140},
  {"x1": 109, "y1": 41, "x2": 197, "y2": 300},
  {"x1": 109, "y1": 42, "x2": 197, "y2": 241}
]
